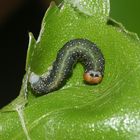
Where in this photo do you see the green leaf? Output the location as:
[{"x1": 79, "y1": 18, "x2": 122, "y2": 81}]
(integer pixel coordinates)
[
  {"x1": 26, "y1": 32, "x2": 36, "y2": 71},
  {"x1": 1, "y1": 0, "x2": 140, "y2": 139},
  {"x1": 64, "y1": 0, "x2": 110, "y2": 18}
]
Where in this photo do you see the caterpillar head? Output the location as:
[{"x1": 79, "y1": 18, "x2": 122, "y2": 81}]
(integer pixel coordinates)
[{"x1": 83, "y1": 70, "x2": 103, "y2": 84}]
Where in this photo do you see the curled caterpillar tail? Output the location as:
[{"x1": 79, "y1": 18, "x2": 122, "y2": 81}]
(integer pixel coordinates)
[{"x1": 29, "y1": 39, "x2": 105, "y2": 95}]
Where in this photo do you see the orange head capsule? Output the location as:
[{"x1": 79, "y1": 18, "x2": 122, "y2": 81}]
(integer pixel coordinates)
[{"x1": 83, "y1": 70, "x2": 103, "y2": 84}]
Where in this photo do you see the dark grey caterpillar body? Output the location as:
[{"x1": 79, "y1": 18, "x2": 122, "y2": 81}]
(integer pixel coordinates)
[{"x1": 29, "y1": 39, "x2": 105, "y2": 95}]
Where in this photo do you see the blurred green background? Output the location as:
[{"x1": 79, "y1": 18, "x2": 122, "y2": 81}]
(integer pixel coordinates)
[{"x1": 110, "y1": 0, "x2": 140, "y2": 37}]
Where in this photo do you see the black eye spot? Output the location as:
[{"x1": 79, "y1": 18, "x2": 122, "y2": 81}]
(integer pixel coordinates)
[
  {"x1": 94, "y1": 74, "x2": 99, "y2": 77},
  {"x1": 90, "y1": 73, "x2": 94, "y2": 77}
]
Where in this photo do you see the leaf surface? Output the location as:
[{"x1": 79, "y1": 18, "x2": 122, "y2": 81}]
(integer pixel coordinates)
[{"x1": 1, "y1": 0, "x2": 140, "y2": 139}]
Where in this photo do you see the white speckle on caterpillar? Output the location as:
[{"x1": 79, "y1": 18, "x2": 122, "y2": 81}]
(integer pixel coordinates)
[{"x1": 29, "y1": 72, "x2": 40, "y2": 84}]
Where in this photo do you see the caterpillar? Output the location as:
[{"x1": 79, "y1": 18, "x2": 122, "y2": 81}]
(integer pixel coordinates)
[{"x1": 29, "y1": 39, "x2": 105, "y2": 95}]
